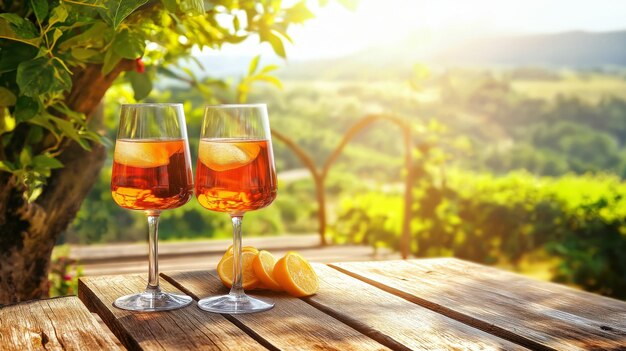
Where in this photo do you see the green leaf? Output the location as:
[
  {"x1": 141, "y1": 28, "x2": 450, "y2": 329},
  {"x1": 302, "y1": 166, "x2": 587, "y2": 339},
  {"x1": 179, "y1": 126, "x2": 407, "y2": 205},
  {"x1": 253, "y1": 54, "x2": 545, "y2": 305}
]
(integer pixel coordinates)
[
  {"x1": 102, "y1": 49, "x2": 122, "y2": 75},
  {"x1": 224, "y1": 35, "x2": 248, "y2": 44},
  {"x1": 59, "y1": 21, "x2": 110, "y2": 51},
  {"x1": 0, "y1": 160, "x2": 15, "y2": 173},
  {"x1": 27, "y1": 187, "x2": 43, "y2": 202},
  {"x1": 19, "y1": 147, "x2": 32, "y2": 167},
  {"x1": 50, "y1": 116, "x2": 78, "y2": 139},
  {"x1": 0, "y1": 108, "x2": 16, "y2": 133},
  {"x1": 26, "y1": 125, "x2": 44, "y2": 144},
  {"x1": 0, "y1": 14, "x2": 38, "y2": 37},
  {"x1": 260, "y1": 64, "x2": 280, "y2": 74},
  {"x1": 50, "y1": 28, "x2": 63, "y2": 48},
  {"x1": 156, "y1": 66, "x2": 182, "y2": 80},
  {"x1": 0, "y1": 14, "x2": 40, "y2": 47},
  {"x1": 253, "y1": 75, "x2": 283, "y2": 89},
  {"x1": 182, "y1": 67, "x2": 198, "y2": 81},
  {"x1": 126, "y1": 70, "x2": 152, "y2": 100},
  {"x1": 0, "y1": 87, "x2": 17, "y2": 107},
  {"x1": 28, "y1": 114, "x2": 58, "y2": 138},
  {"x1": 80, "y1": 130, "x2": 104, "y2": 144},
  {"x1": 105, "y1": 0, "x2": 150, "y2": 29},
  {"x1": 15, "y1": 96, "x2": 41, "y2": 122},
  {"x1": 50, "y1": 116, "x2": 91, "y2": 150},
  {"x1": 30, "y1": 0, "x2": 50, "y2": 24},
  {"x1": 248, "y1": 55, "x2": 260, "y2": 76},
  {"x1": 32, "y1": 155, "x2": 64, "y2": 169},
  {"x1": 112, "y1": 29, "x2": 145, "y2": 59},
  {"x1": 284, "y1": 1, "x2": 315, "y2": 24},
  {"x1": 76, "y1": 137, "x2": 91, "y2": 150},
  {"x1": 264, "y1": 30, "x2": 286, "y2": 58},
  {"x1": 71, "y1": 47, "x2": 99, "y2": 60},
  {"x1": 51, "y1": 102, "x2": 86, "y2": 124},
  {"x1": 0, "y1": 43, "x2": 38, "y2": 73},
  {"x1": 203, "y1": 78, "x2": 228, "y2": 89},
  {"x1": 49, "y1": 5, "x2": 69, "y2": 25},
  {"x1": 51, "y1": 59, "x2": 73, "y2": 92},
  {"x1": 16, "y1": 58, "x2": 55, "y2": 97}
]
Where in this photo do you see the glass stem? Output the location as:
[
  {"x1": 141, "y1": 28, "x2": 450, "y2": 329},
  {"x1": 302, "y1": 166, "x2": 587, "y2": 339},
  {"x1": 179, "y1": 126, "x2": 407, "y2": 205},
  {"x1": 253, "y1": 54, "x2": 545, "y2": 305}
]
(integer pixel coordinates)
[
  {"x1": 229, "y1": 214, "x2": 245, "y2": 298},
  {"x1": 145, "y1": 210, "x2": 162, "y2": 294}
]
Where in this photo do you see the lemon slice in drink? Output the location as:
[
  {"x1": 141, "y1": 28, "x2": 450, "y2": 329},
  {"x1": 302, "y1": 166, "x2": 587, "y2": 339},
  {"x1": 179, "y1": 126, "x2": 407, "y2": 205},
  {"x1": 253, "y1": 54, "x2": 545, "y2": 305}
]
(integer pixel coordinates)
[
  {"x1": 198, "y1": 141, "x2": 261, "y2": 171},
  {"x1": 114, "y1": 140, "x2": 171, "y2": 168}
]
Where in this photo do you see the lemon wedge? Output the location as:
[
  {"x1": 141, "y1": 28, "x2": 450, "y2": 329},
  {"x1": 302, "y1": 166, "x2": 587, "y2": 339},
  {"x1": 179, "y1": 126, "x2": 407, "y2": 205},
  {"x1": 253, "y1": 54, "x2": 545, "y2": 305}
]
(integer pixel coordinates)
[
  {"x1": 114, "y1": 140, "x2": 172, "y2": 168},
  {"x1": 198, "y1": 141, "x2": 261, "y2": 171}
]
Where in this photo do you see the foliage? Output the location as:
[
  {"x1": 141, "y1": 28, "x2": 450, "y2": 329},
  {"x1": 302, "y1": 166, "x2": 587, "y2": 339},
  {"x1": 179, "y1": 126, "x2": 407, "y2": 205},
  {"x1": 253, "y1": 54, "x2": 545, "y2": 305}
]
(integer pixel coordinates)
[
  {"x1": 48, "y1": 245, "x2": 81, "y2": 297},
  {"x1": 0, "y1": 0, "x2": 317, "y2": 201},
  {"x1": 336, "y1": 170, "x2": 626, "y2": 299}
]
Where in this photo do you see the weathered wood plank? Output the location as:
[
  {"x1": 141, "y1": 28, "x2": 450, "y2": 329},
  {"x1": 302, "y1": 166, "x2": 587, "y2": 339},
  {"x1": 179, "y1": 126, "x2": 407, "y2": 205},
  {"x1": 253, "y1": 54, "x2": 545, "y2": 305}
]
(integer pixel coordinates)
[
  {"x1": 0, "y1": 296, "x2": 121, "y2": 351},
  {"x1": 162, "y1": 270, "x2": 390, "y2": 351},
  {"x1": 331, "y1": 258, "x2": 626, "y2": 351},
  {"x1": 307, "y1": 264, "x2": 528, "y2": 350},
  {"x1": 79, "y1": 274, "x2": 267, "y2": 351}
]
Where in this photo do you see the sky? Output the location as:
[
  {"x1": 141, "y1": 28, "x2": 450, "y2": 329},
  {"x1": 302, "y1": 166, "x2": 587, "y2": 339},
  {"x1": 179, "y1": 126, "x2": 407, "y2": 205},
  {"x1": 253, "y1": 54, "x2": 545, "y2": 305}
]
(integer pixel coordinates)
[{"x1": 205, "y1": 0, "x2": 626, "y2": 60}]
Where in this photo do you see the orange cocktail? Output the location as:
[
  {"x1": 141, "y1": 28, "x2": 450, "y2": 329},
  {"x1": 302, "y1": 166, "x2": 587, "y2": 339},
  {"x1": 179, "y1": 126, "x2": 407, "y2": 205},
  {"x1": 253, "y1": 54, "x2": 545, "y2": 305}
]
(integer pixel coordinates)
[
  {"x1": 194, "y1": 104, "x2": 277, "y2": 314},
  {"x1": 112, "y1": 139, "x2": 193, "y2": 210},
  {"x1": 195, "y1": 139, "x2": 276, "y2": 213}
]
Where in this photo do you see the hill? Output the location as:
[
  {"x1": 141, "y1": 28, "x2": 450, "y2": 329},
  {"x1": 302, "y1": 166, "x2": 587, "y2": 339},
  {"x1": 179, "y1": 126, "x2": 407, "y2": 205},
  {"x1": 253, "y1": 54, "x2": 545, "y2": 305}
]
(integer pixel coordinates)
[
  {"x1": 438, "y1": 30, "x2": 626, "y2": 66},
  {"x1": 277, "y1": 30, "x2": 626, "y2": 80}
]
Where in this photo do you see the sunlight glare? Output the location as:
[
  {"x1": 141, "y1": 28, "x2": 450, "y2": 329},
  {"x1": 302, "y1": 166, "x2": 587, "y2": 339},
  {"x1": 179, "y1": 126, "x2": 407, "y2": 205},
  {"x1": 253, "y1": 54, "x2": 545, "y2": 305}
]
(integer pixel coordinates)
[{"x1": 284, "y1": 0, "x2": 626, "y2": 60}]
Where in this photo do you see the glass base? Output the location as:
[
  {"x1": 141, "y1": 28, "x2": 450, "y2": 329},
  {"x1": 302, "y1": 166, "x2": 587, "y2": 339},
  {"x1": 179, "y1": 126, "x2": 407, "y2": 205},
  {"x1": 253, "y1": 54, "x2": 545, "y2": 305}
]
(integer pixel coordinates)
[
  {"x1": 197, "y1": 293, "x2": 274, "y2": 314},
  {"x1": 113, "y1": 290, "x2": 193, "y2": 312}
]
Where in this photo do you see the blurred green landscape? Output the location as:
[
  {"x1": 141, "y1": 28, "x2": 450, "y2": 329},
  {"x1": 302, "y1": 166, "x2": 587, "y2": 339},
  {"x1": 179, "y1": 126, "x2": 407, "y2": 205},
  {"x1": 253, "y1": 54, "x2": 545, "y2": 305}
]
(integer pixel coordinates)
[{"x1": 60, "y1": 26, "x2": 626, "y2": 300}]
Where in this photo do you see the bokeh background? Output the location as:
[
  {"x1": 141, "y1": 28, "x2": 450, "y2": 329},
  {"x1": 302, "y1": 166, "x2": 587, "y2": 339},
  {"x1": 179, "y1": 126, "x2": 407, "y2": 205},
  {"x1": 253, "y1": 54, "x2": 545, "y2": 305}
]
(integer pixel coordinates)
[{"x1": 57, "y1": 0, "x2": 626, "y2": 300}]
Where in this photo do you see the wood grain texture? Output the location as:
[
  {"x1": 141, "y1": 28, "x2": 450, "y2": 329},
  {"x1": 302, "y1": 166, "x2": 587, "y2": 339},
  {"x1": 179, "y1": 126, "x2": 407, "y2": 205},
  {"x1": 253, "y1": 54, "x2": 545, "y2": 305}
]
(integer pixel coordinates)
[
  {"x1": 162, "y1": 270, "x2": 389, "y2": 351},
  {"x1": 79, "y1": 274, "x2": 266, "y2": 351},
  {"x1": 331, "y1": 258, "x2": 626, "y2": 351},
  {"x1": 0, "y1": 296, "x2": 121, "y2": 351},
  {"x1": 306, "y1": 264, "x2": 528, "y2": 351}
]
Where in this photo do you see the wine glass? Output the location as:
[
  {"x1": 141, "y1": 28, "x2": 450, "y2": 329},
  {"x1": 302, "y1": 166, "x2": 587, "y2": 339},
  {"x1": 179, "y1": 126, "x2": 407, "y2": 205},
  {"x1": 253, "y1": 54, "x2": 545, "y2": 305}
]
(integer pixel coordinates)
[
  {"x1": 195, "y1": 104, "x2": 278, "y2": 314},
  {"x1": 110, "y1": 103, "x2": 194, "y2": 311}
]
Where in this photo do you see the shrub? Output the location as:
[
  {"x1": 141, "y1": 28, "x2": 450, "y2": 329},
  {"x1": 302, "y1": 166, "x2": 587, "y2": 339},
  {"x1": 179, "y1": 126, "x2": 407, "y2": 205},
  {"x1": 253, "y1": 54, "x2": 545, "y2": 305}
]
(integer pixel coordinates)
[{"x1": 336, "y1": 170, "x2": 626, "y2": 299}]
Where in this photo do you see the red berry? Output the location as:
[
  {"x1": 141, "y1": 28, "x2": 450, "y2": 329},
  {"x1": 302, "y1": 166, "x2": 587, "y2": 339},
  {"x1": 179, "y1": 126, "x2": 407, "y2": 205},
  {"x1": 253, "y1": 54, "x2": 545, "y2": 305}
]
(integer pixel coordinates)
[{"x1": 135, "y1": 58, "x2": 145, "y2": 73}]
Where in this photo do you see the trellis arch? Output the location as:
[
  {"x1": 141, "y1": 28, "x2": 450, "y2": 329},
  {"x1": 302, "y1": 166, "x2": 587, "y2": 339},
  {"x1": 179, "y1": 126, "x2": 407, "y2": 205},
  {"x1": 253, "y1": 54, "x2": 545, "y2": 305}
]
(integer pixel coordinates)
[{"x1": 272, "y1": 113, "x2": 415, "y2": 258}]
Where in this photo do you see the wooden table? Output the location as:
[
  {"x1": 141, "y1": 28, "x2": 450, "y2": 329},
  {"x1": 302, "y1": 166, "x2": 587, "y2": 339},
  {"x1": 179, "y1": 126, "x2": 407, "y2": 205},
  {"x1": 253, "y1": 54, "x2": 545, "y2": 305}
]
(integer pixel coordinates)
[{"x1": 2, "y1": 258, "x2": 625, "y2": 350}]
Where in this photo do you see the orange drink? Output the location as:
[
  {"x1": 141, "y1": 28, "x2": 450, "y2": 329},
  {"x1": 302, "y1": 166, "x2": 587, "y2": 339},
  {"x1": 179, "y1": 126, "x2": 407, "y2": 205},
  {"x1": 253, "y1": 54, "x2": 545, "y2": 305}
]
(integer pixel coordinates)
[
  {"x1": 195, "y1": 139, "x2": 277, "y2": 213},
  {"x1": 111, "y1": 139, "x2": 193, "y2": 210}
]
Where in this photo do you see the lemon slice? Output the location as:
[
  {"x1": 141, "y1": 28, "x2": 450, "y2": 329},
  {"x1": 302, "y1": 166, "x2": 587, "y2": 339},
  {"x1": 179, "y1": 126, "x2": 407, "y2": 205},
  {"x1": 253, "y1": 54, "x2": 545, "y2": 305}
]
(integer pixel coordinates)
[
  {"x1": 198, "y1": 141, "x2": 261, "y2": 171},
  {"x1": 224, "y1": 244, "x2": 260, "y2": 256},
  {"x1": 274, "y1": 251, "x2": 319, "y2": 297},
  {"x1": 252, "y1": 250, "x2": 283, "y2": 291},
  {"x1": 216, "y1": 251, "x2": 260, "y2": 289},
  {"x1": 114, "y1": 140, "x2": 172, "y2": 168}
]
